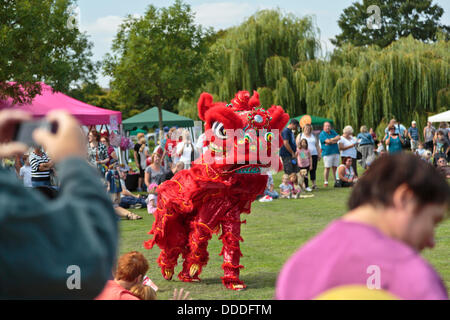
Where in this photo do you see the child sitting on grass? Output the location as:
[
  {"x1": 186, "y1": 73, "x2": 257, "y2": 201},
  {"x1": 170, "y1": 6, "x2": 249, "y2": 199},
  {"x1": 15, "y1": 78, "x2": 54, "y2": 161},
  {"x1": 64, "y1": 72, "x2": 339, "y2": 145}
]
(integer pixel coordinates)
[
  {"x1": 289, "y1": 173, "x2": 302, "y2": 199},
  {"x1": 146, "y1": 183, "x2": 158, "y2": 215},
  {"x1": 279, "y1": 174, "x2": 293, "y2": 199}
]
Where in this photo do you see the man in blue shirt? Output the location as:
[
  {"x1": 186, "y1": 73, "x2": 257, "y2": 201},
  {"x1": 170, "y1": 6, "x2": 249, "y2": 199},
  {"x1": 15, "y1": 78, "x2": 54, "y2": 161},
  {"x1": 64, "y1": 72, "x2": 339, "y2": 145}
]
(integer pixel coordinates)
[
  {"x1": 408, "y1": 121, "x2": 420, "y2": 152},
  {"x1": 280, "y1": 119, "x2": 300, "y2": 174},
  {"x1": 319, "y1": 122, "x2": 341, "y2": 187}
]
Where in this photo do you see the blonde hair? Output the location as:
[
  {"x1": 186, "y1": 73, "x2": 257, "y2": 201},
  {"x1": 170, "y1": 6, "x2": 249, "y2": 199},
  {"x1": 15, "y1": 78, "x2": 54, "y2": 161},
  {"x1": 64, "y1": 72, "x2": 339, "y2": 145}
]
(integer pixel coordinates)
[
  {"x1": 289, "y1": 173, "x2": 298, "y2": 184},
  {"x1": 139, "y1": 137, "x2": 147, "y2": 153},
  {"x1": 360, "y1": 125, "x2": 368, "y2": 133},
  {"x1": 129, "y1": 284, "x2": 157, "y2": 300}
]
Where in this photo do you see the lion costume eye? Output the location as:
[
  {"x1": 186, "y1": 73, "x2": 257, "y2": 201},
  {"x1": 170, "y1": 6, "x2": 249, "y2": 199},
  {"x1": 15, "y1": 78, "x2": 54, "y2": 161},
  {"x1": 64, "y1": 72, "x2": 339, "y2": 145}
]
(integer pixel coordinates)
[{"x1": 212, "y1": 122, "x2": 227, "y2": 139}]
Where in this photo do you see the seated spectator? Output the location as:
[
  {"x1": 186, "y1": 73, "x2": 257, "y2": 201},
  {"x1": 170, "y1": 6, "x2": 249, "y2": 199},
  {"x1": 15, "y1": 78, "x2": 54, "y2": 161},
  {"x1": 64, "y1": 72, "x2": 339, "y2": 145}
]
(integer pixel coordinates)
[
  {"x1": 263, "y1": 171, "x2": 279, "y2": 199},
  {"x1": 436, "y1": 157, "x2": 450, "y2": 179},
  {"x1": 433, "y1": 131, "x2": 449, "y2": 165},
  {"x1": 117, "y1": 167, "x2": 147, "y2": 209},
  {"x1": 129, "y1": 284, "x2": 157, "y2": 300},
  {"x1": 146, "y1": 184, "x2": 158, "y2": 215},
  {"x1": 106, "y1": 163, "x2": 142, "y2": 220},
  {"x1": 289, "y1": 173, "x2": 302, "y2": 199},
  {"x1": 415, "y1": 142, "x2": 426, "y2": 158},
  {"x1": 335, "y1": 157, "x2": 357, "y2": 188},
  {"x1": 96, "y1": 251, "x2": 191, "y2": 300},
  {"x1": 276, "y1": 153, "x2": 450, "y2": 300},
  {"x1": 96, "y1": 251, "x2": 149, "y2": 300},
  {"x1": 279, "y1": 174, "x2": 293, "y2": 199},
  {"x1": 164, "y1": 161, "x2": 185, "y2": 181}
]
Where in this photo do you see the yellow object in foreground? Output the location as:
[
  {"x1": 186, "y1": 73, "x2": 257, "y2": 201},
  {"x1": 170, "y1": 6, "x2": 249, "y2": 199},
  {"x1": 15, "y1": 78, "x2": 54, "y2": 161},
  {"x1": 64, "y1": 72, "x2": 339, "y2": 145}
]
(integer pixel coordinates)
[{"x1": 315, "y1": 285, "x2": 399, "y2": 300}]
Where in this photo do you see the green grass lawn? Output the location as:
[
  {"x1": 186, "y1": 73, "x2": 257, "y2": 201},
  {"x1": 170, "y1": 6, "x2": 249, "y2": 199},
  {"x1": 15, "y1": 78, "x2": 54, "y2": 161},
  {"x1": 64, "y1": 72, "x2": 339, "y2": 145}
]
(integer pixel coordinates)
[{"x1": 119, "y1": 161, "x2": 450, "y2": 300}]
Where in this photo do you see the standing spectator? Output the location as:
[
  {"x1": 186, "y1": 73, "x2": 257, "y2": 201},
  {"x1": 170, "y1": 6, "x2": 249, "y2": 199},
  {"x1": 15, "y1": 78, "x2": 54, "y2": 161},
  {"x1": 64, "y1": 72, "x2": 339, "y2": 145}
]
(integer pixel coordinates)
[
  {"x1": 319, "y1": 122, "x2": 341, "y2": 187},
  {"x1": 385, "y1": 126, "x2": 404, "y2": 154},
  {"x1": 195, "y1": 132, "x2": 208, "y2": 157},
  {"x1": 433, "y1": 131, "x2": 450, "y2": 164},
  {"x1": 299, "y1": 123, "x2": 321, "y2": 189},
  {"x1": 30, "y1": 147, "x2": 54, "y2": 188},
  {"x1": 438, "y1": 122, "x2": 449, "y2": 139},
  {"x1": 0, "y1": 109, "x2": 118, "y2": 299},
  {"x1": 100, "y1": 136, "x2": 118, "y2": 166},
  {"x1": 338, "y1": 126, "x2": 358, "y2": 177},
  {"x1": 369, "y1": 128, "x2": 377, "y2": 140},
  {"x1": 408, "y1": 121, "x2": 420, "y2": 153},
  {"x1": 356, "y1": 126, "x2": 375, "y2": 169},
  {"x1": 176, "y1": 131, "x2": 197, "y2": 170},
  {"x1": 133, "y1": 133, "x2": 145, "y2": 192},
  {"x1": 276, "y1": 154, "x2": 450, "y2": 300},
  {"x1": 280, "y1": 119, "x2": 300, "y2": 175},
  {"x1": 423, "y1": 121, "x2": 436, "y2": 151},
  {"x1": 144, "y1": 152, "x2": 168, "y2": 188},
  {"x1": 138, "y1": 137, "x2": 150, "y2": 172},
  {"x1": 87, "y1": 130, "x2": 109, "y2": 175},
  {"x1": 19, "y1": 152, "x2": 32, "y2": 188},
  {"x1": 164, "y1": 128, "x2": 179, "y2": 165},
  {"x1": 295, "y1": 138, "x2": 313, "y2": 192}
]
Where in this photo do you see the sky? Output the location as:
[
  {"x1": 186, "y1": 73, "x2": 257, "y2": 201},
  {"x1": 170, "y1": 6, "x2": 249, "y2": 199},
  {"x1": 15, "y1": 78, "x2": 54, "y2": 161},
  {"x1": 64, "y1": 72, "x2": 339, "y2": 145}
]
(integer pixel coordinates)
[{"x1": 75, "y1": 0, "x2": 450, "y2": 88}]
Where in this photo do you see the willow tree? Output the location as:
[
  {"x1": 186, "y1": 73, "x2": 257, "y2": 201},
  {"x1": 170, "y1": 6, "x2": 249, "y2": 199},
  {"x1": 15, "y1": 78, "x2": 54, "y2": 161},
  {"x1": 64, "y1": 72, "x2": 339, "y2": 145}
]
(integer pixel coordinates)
[
  {"x1": 176, "y1": 9, "x2": 320, "y2": 118},
  {"x1": 297, "y1": 35, "x2": 449, "y2": 137},
  {"x1": 177, "y1": 10, "x2": 449, "y2": 138}
]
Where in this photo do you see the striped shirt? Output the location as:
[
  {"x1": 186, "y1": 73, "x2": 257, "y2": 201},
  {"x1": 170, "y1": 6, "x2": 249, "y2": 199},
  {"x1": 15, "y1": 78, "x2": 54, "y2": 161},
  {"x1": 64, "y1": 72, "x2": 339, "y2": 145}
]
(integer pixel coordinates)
[{"x1": 30, "y1": 151, "x2": 52, "y2": 181}]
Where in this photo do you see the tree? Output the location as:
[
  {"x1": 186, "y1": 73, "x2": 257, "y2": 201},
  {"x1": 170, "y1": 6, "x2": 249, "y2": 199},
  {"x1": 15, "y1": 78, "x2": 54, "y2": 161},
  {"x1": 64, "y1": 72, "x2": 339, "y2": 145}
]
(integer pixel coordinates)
[
  {"x1": 104, "y1": 0, "x2": 214, "y2": 136},
  {"x1": 332, "y1": 0, "x2": 450, "y2": 48},
  {"x1": 175, "y1": 9, "x2": 321, "y2": 119},
  {"x1": 0, "y1": 0, "x2": 98, "y2": 103}
]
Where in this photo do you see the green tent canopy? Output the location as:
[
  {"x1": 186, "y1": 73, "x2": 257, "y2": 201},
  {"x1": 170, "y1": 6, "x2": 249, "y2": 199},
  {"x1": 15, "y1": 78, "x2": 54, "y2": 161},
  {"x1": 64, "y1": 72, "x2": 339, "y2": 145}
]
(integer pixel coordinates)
[
  {"x1": 123, "y1": 107, "x2": 195, "y2": 131},
  {"x1": 129, "y1": 129, "x2": 147, "y2": 136}
]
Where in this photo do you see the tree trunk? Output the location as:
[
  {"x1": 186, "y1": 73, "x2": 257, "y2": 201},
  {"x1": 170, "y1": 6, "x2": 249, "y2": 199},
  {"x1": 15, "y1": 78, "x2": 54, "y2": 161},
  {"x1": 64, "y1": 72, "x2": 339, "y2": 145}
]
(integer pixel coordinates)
[{"x1": 156, "y1": 96, "x2": 164, "y2": 144}]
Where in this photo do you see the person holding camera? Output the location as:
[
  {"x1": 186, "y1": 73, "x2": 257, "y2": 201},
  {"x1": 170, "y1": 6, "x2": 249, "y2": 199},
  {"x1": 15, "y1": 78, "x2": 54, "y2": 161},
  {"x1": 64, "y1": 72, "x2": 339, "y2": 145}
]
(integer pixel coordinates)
[
  {"x1": 0, "y1": 109, "x2": 118, "y2": 299},
  {"x1": 385, "y1": 125, "x2": 404, "y2": 154}
]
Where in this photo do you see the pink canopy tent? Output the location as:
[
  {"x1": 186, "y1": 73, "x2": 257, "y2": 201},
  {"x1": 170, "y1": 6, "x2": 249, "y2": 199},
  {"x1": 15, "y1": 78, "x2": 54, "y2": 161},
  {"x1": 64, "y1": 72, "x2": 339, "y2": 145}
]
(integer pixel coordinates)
[{"x1": 0, "y1": 83, "x2": 122, "y2": 126}]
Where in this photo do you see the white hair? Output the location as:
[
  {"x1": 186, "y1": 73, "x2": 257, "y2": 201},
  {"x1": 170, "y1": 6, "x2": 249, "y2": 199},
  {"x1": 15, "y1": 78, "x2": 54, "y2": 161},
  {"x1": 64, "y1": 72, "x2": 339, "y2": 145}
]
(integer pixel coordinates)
[{"x1": 343, "y1": 126, "x2": 354, "y2": 135}]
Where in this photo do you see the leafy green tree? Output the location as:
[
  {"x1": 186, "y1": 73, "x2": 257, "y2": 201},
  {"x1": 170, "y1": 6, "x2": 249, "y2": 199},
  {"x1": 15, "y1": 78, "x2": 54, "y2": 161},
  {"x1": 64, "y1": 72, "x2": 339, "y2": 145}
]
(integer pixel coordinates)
[
  {"x1": 332, "y1": 0, "x2": 450, "y2": 48},
  {"x1": 0, "y1": 0, "x2": 97, "y2": 103},
  {"x1": 104, "y1": 0, "x2": 214, "y2": 134}
]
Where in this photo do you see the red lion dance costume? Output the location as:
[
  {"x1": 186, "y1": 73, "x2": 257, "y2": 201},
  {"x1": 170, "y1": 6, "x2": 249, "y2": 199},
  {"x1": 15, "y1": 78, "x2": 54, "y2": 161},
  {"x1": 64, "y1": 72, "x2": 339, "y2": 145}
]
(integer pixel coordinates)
[{"x1": 144, "y1": 91, "x2": 289, "y2": 290}]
